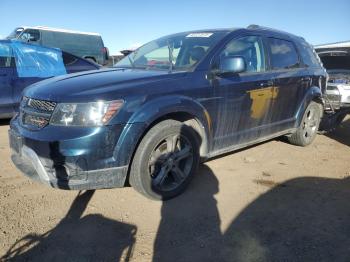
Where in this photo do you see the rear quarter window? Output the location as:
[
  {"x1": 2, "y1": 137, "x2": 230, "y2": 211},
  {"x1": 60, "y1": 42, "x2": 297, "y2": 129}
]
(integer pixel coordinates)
[
  {"x1": 297, "y1": 40, "x2": 321, "y2": 68},
  {"x1": 267, "y1": 38, "x2": 299, "y2": 70}
]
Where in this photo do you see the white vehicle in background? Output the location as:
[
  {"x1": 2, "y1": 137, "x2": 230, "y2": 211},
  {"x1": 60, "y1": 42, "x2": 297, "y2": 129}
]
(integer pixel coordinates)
[{"x1": 315, "y1": 41, "x2": 350, "y2": 128}]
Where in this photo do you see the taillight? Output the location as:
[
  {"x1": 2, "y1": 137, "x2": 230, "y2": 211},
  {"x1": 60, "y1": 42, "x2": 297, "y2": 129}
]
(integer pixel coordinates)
[
  {"x1": 102, "y1": 47, "x2": 108, "y2": 53},
  {"x1": 102, "y1": 47, "x2": 109, "y2": 61}
]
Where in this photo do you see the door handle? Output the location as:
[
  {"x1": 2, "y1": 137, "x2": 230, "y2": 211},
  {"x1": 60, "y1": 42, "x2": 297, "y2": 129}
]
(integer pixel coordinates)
[{"x1": 260, "y1": 80, "x2": 274, "y2": 87}]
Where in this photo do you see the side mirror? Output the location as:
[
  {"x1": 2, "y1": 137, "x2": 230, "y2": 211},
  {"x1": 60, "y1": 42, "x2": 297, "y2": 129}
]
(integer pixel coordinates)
[{"x1": 218, "y1": 56, "x2": 246, "y2": 76}]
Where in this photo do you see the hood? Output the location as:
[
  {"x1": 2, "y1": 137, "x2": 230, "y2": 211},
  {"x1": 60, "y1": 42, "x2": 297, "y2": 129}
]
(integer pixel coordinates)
[
  {"x1": 24, "y1": 68, "x2": 187, "y2": 102},
  {"x1": 319, "y1": 51, "x2": 350, "y2": 72}
]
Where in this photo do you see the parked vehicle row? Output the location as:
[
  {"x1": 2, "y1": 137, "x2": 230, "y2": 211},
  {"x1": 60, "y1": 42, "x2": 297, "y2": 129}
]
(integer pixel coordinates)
[
  {"x1": 9, "y1": 25, "x2": 327, "y2": 200},
  {"x1": 7, "y1": 26, "x2": 109, "y2": 65},
  {"x1": 0, "y1": 40, "x2": 100, "y2": 119}
]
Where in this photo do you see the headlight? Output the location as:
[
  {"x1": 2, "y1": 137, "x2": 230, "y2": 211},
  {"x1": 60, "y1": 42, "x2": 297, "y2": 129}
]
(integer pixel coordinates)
[{"x1": 50, "y1": 100, "x2": 124, "y2": 126}]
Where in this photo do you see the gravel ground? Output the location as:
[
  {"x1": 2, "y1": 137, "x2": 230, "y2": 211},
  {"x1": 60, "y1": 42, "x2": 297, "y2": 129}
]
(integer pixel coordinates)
[{"x1": 0, "y1": 117, "x2": 349, "y2": 262}]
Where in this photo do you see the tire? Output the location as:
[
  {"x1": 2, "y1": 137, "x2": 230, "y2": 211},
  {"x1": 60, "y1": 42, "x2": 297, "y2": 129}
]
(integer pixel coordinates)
[
  {"x1": 288, "y1": 101, "x2": 322, "y2": 146},
  {"x1": 129, "y1": 120, "x2": 200, "y2": 200},
  {"x1": 85, "y1": 57, "x2": 97, "y2": 64}
]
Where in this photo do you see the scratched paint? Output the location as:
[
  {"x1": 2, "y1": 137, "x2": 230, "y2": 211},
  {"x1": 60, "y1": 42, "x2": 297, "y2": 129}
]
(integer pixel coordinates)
[{"x1": 248, "y1": 87, "x2": 279, "y2": 119}]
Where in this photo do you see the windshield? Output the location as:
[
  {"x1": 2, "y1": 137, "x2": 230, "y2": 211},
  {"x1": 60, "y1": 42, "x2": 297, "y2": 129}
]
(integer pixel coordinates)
[
  {"x1": 115, "y1": 31, "x2": 228, "y2": 71},
  {"x1": 7, "y1": 27, "x2": 24, "y2": 39}
]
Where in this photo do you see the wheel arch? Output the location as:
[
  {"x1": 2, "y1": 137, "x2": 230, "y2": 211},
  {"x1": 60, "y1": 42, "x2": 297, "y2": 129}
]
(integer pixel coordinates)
[
  {"x1": 295, "y1": 86, "x2": 324, "y2": 127},
  {"x1": 113, "y1": 96, "x2": 212, "y2": 184},
  {"x1": 83, "y1": 56, "x2": 97, "y2": 62}
]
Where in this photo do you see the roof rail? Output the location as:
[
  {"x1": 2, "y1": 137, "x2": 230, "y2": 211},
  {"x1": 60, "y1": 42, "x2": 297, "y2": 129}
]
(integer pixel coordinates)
[
  {"x1": 247, "y1": 24, "x2": 260, "y2": 29},
  {"x1": 19, "y1": 26, "x2": 100, "y2": 36},
  {"x1": 247, "y1": 24, "x2": 300, "y2": 38},
  {"x1": 247, "y1": 24, "x2": 280, "y2": 31}
]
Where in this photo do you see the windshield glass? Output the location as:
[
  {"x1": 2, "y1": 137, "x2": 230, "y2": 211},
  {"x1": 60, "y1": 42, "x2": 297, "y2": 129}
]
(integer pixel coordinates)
[
  {"x1": 7, "y1": 27, "x2": 24, "y2": 39},
  {"x1": 115, "y1": 31, "x2": 228, "y2": 71}
]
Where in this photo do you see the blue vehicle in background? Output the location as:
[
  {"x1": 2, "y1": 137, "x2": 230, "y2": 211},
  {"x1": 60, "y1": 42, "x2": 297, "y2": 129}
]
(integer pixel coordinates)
[
  {"x1": 0, "y1": 40, "x2": 100, "y2": 119},
  {"x1": 9, "y1": 26, "x2": 327, "y2": 200},
  {"x1": 7, "y1": 26, "x2": 109, "y2": 65}
]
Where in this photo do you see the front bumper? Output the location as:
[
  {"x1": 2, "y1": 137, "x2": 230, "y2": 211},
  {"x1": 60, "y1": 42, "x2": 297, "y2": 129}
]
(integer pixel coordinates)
[{"x1": 9, "y1": 117, "x2": 130, "y2": 190}]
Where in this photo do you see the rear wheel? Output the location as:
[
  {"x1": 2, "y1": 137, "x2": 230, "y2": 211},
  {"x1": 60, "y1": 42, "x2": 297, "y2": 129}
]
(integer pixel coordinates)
[
  {"x1": 85, "y1": 57, "x2": 97, "y2": 64},
  {"x1": 129, "y1": 120, "x2": 200, "y2": 200},
  {"x1": 288, "y1": 101, "x2": 322, "y2": 146}
]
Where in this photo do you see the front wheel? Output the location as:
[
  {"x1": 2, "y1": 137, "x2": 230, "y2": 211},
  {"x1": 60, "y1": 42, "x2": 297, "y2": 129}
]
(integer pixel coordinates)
[
  {"x1": 129, "y1": 120, "x2": 200, "y2": 200},
  {"x1": 288, "y1": 101, "x2": 322, "y2": 146}
]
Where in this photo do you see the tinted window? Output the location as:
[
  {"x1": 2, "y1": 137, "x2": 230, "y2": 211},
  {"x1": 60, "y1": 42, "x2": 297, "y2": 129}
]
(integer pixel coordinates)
[
  {"x1": 267, "y1": 38, "x2": 299, "y2": 70},
  {"x1": 43, "y1": 32, "x2": 103, "y2": 51},
  {"x1": 220, "y1": 36, "x2": 266, "y2": 73},
  {"x1": 297, "y1": 40, "x2": 321, "y2": 68},
  {"x1": 19, "y1": 29, "x2": 40, "y2": 42}
]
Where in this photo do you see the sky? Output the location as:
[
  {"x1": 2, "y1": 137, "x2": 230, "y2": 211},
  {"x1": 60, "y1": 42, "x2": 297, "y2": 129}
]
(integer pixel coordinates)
[{"x1": 0, "y1": 0, "x2": 349, "y2": 55}]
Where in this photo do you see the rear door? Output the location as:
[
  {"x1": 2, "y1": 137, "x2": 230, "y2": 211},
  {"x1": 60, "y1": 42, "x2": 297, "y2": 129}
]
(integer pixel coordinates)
[
  {"x1": 0, "y1": 42, "x2": 15, "y2": 117},
  {"x1": 210, "y1": 35, "x2": 277, "y2": 151},
  {"x1": 265, "y1": 37, "x2": 306, "y2": 130}
]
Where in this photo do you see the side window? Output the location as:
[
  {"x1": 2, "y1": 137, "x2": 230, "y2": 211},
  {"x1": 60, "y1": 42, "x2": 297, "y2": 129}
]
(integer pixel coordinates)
[
  {"x1": 297, "y1": 40, "x2": 321, "y2": 68},
  {"x1": 220, "y1": 36, "x2": 266, "y2": 73},
  {"x1": 267, "y1": 38, "x2": 299, "y2": 70},
  {"x1": 0, "y1": 43, "x2": 14, "y2": 68},
  {"x1": 19, "y1": 29, "x2": 40, "y2": 42}
]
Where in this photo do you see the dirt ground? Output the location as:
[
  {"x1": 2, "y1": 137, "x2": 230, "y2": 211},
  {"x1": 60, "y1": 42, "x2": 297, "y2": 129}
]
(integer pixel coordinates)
[{"x1": 0, "y1": 117, "x2": 349, "y2": 262}]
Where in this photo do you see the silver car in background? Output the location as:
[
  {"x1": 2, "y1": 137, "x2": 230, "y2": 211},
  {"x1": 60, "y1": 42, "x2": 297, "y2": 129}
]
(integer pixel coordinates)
[{"x1": 315, "y1": 41, "x2": 350, "y2": 110}]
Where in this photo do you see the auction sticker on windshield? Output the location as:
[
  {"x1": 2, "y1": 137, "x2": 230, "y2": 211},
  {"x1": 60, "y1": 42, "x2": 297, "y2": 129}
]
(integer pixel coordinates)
[{"x1": 186, "y1": 33, "x2": 213, "y2": 38}]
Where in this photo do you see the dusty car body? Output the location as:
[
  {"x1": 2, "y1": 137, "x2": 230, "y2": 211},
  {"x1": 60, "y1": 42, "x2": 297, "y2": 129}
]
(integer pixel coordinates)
[
  {"x1": 9, "y1": 26, "x2": 327, "y2": 200},
  {"x1": 0, "y1": 40, "x2": 100, "y2": 119}
]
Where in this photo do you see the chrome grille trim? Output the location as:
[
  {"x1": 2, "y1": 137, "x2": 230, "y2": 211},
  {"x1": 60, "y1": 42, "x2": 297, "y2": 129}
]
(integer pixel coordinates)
[
  {"x1": 20, "y1": 97, "x2": 56, "y2": 129},
  {"x1": 26, "y1": 98, "x2": 56, "y2": 112}
]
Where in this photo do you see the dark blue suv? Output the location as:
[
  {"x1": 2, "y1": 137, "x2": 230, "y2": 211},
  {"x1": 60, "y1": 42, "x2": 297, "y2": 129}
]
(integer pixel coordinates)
[{"x1": 9, "y1": 26, "x2": 327, "y2": 200}]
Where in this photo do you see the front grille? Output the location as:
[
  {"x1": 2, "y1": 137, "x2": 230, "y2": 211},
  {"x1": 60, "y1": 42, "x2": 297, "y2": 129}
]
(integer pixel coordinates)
[
  {"x1": 20, "y1": 97, "x2": 56, "y2": 129},
  {"x1": 27, "y1": 98, "x2": 56, "y2": 112},
  {"x1": 23, "y1": 114, "x2": 50, "y2": 128}
]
